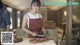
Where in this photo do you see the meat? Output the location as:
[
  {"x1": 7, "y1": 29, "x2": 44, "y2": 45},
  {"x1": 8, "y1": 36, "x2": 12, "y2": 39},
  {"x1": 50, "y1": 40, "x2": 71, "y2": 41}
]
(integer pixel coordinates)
[{"x1": 29, "y1": 38, "x2": 49, "y2": 43}]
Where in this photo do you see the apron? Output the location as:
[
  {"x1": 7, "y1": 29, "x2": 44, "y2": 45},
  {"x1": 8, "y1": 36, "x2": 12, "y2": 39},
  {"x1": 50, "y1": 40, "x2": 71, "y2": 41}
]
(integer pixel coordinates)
[{"x1": 28, "y1": 15, "x2": 45, "y2": 38}]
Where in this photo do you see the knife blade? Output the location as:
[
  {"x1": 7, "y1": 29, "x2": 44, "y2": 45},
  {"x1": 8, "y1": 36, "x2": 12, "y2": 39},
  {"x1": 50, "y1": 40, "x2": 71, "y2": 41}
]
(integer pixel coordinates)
[{"x1": 37, "y1": 35, "x2": 45, "y2": 37}]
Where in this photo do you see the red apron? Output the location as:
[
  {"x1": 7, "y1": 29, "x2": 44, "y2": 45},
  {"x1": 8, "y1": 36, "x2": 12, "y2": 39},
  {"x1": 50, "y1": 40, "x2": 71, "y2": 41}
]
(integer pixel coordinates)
[{"x1": 28, "y1": 18, "x2": 45, "y2": 38}]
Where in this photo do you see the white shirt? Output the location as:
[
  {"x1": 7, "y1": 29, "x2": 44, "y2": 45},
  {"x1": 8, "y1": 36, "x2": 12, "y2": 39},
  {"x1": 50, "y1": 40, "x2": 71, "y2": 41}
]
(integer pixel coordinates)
[{"x1": 25, "y1": 12, "x2": 42, "y2": 28}]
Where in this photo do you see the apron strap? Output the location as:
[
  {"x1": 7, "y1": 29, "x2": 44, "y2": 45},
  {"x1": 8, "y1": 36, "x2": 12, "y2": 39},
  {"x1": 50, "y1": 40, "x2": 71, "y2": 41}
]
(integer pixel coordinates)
[
  {"x1": 27, "y1": 13, "x2": 30, "y2": 19},
  {"x1": 26, "y1": 13, "x2": 30, "y2": 29}
]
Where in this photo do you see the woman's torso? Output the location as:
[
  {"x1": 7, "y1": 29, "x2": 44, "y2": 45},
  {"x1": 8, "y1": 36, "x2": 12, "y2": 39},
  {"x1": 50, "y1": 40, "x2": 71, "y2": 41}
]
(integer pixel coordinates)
[{"x1": 26, "y1": 12, "x2": 42, "y2": 28}]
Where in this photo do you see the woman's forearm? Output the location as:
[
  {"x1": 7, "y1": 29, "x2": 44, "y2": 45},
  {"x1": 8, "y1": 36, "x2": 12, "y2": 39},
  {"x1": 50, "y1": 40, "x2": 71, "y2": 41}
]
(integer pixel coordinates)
[
  {"x1": 22, "y1": 14, "x2": 33, "y2": 34},
  {"x1": 22, "y1": 27, "x2": 37, "y2": 36},
  {"x1": 22, "y1": 28, "x2": 33, "y2": 35}
]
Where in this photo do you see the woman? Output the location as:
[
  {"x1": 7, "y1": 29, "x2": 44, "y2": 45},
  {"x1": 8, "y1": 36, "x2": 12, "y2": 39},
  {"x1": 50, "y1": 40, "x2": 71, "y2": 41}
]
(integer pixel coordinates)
[{"x1": 22, "y1": 0, "x2": 45, "y2": 38}]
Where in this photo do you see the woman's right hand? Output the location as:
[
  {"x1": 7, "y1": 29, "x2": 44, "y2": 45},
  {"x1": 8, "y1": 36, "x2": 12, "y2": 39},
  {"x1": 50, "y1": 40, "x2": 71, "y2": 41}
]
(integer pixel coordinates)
[{"x1": 31, "y1": 32, "x2": 37, "y2": 36}]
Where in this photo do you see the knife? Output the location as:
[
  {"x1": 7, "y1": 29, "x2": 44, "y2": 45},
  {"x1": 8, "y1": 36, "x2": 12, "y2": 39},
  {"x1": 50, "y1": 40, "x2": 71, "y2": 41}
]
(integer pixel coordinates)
[{"x1": 37, "y1": 35, "x2": 45, "y2": 37}]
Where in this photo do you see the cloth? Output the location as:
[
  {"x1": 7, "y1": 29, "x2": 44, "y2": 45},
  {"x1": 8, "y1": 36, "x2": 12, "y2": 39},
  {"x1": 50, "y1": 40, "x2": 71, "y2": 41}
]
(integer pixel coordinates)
[
  {"x1": 27, "y1": 12, "x2": 42, "y2": 28},
  {"x1": 0, "y1": 10, "x2": 11, "y2": 28},
  {"x1": 27, "y1": 12, "x2": 44, "y2": 38},
  {"x1": 28, "y1": 18, "x2": 44, "y2": 38}
]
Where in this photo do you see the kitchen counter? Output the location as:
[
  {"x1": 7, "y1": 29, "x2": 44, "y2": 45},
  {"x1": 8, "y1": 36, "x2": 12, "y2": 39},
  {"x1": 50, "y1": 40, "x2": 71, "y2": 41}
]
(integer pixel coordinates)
[{"x1": 2, "y1": 38, "x2": 56, "y2": 45}]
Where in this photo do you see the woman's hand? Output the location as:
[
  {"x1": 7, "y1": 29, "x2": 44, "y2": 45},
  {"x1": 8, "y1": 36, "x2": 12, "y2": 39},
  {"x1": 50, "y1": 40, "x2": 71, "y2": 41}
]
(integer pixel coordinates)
[{"x1": 31, "y1": 32, "x2": 37, "y2": 36}]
